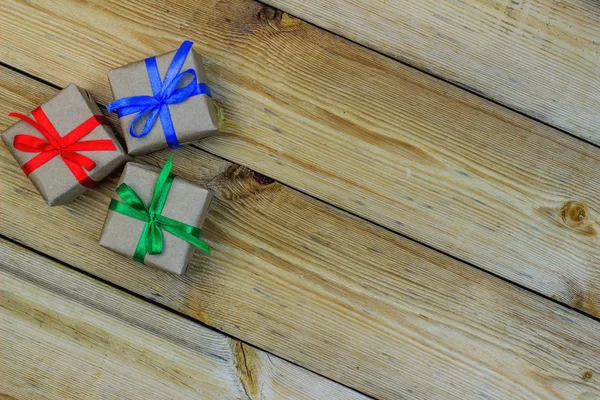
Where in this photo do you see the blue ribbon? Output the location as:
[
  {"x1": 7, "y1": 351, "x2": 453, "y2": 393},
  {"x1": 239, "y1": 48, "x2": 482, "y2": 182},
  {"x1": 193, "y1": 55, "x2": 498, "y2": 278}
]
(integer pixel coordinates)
[{"x1": 107, "y1": 41, "x2": 212, "y2": 148}]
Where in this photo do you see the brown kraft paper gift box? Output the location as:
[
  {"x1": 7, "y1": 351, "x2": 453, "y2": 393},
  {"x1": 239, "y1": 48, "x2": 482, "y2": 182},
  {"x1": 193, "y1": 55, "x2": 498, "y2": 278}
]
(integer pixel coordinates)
[
  {"x1": 2, "y1": 83, "x2": 127, "y2": 206},
  {"x1": 107, "y1": 43, "x2": 219, "y2": 156},
  {"x1": 99, "y1": 162, "x2": 213, "y2": 274}
]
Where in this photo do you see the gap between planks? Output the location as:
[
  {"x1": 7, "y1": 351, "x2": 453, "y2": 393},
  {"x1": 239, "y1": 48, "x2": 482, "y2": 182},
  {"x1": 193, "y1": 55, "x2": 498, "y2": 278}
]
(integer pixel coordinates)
[
  {"x1": 0, "y1": 232, "x2": 370, "y2": 400},
  {"x1": 255, "y1": 1, "x2": 600, "y2": 151},
  {"x1": 262, "y1": 0, "x2": 600, "y2": 143},
  {"x1": 1, "y1": 0, "x2": 599, "y2": 317},
  {"x1": 0, "y1": 237, "x2": 371, "y2": 400},
  {"x1": 2, "y1": 58, "x2": 597, "y2": 326}
]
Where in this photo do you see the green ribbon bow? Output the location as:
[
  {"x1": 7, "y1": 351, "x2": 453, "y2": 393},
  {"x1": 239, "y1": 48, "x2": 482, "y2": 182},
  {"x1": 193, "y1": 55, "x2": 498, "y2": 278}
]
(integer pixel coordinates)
[{"x1": 109, "y1": 155, "x2": 210, "y2": 263}]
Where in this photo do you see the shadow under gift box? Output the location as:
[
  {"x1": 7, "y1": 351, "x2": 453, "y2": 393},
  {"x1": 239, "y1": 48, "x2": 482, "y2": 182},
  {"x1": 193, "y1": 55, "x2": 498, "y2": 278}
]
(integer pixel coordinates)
[
  {"x1": 2, "y1": 83, "x2": 127, "y2": 206},
  {"x1": 107, "y1": 46, "x2": 219, "y2": 156},
  {"x1": 99, "y1": 162, "x2": 213, "y2": 275}
]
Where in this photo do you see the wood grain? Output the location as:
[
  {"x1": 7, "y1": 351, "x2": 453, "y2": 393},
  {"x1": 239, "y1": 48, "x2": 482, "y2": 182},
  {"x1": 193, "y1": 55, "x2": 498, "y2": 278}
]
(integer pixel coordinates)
[
  {"x1": 0, "y1": 238, "x2": 369, "y2": 400},
  {"x1": 264, "y1": 0, "x2": 600, "y2": 143},
  {"x1": 1, "y1": 0, "x2": 599, "y2": 315},
  {"x1": 2, "y1": 67, "x2": 600, "y2": 400}
]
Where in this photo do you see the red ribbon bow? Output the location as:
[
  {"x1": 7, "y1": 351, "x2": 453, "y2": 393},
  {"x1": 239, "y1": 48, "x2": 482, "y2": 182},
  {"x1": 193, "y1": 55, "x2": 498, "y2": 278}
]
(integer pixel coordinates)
[{"x1": 9, "y1": 107, "x2": 117, "y2": 188}]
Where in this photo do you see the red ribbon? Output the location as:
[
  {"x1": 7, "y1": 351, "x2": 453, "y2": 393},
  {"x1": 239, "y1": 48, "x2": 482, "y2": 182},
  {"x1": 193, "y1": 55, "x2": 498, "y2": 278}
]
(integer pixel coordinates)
[{"x1": 9, "y1": 107, "x2": 117, "y2": 188}]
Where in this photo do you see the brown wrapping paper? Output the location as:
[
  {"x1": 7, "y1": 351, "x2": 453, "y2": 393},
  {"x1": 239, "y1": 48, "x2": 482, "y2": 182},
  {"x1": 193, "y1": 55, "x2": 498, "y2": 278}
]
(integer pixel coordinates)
[
  {"x1": 107, "y1": 46, "x2": 219, "y2": 156},
  {"x1": 1, "y1": 83, "x2": 127, "y2": 206},
  {"x1": 99, "y1": 162, "x2": 213, "y2": 274}
]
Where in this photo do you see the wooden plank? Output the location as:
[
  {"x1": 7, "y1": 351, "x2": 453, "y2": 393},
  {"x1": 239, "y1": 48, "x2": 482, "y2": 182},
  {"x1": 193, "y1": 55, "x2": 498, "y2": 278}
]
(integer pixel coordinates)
[
  {"x1": 0, "y1": 239, "x2": 370, "y2": 400},
  {"x1": 1, "y1": 0, "x2": 600, "y2": 316},
  {"x1": 1, "y1": 67, "x2": 600, "y2": 400},
  {"x1": 263, "y1": 0, "x2": 600, "y2": 143}
]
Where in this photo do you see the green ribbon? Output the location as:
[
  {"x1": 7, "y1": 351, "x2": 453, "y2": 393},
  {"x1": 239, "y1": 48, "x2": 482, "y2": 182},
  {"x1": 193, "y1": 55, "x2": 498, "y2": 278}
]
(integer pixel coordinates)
[{"x1": 109, "y1": 155, "x2": 210, "y2": 263}]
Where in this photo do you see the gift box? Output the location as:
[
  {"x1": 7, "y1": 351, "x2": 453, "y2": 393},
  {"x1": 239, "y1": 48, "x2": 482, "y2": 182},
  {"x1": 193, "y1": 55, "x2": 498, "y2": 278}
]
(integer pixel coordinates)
[
  {"x1": 2, "y1": 83, "x2": 127, "y2": 206},
  {"x1": 99, "y1": 156, "x2": 213, "y2": 274},
  {"x1": 107, "y1": 41, "x2": 219, "y2": 155}
]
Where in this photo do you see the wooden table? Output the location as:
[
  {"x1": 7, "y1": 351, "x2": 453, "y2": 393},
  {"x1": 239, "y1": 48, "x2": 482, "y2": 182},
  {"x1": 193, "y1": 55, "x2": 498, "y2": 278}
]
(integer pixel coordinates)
[{"x1": 1, "y1": 1, "x2": 599, "y2": 399}]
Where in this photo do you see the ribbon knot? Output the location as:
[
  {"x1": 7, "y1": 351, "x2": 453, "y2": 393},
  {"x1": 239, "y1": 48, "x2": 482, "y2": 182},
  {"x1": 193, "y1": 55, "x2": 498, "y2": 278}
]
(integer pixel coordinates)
[
  {"x1": 108, "y1": 155, "x2": 210, "y2": 263},
  {"x1": 9, "y1": 107, "x2": 117, "y2": 188},
  {"x1": 107, "y1": 41, "x2": 212, "y2": 149}
]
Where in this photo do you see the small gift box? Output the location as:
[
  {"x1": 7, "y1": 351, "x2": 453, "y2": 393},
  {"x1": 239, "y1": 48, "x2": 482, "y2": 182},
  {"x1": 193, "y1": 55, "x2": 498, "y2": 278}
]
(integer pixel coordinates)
[
  {"x1": 2, "y1": 83, "x2": 127, "y2": 206},
  {"x1": 107, "y1": 40, "x2": 219, "y2": 155},
  {"x1": 99, "y1": 156, "x2": 213, "y2": 274}
]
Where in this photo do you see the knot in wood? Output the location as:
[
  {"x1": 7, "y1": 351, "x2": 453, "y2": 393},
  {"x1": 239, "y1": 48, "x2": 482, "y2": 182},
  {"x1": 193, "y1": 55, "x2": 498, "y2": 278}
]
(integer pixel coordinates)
[{"x1": 561, "y1": 201, "x2": 588, "y2": 227}]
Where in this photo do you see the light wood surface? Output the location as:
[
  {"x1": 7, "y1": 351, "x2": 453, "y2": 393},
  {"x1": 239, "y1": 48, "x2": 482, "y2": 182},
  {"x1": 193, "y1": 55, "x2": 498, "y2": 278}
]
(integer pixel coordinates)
[
  {"x1": 264, "y1": 0, "x2": 600, "y2": 143},
  {"x1": 2, "y1": 0, "x2": 600, "y2": 315},
  {"x1": 0, "y1": 238, "x2": 369, "y2": 400},
  {"x1": 2, "y1": 67, "x2": 599, "y2": 400}
]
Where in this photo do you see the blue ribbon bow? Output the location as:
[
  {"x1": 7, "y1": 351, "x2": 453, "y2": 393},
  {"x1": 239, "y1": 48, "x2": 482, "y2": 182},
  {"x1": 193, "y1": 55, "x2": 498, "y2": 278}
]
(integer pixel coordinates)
[{"x1": 107, "y1": 40, "x2": 212, "y2": 148}]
